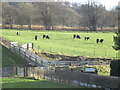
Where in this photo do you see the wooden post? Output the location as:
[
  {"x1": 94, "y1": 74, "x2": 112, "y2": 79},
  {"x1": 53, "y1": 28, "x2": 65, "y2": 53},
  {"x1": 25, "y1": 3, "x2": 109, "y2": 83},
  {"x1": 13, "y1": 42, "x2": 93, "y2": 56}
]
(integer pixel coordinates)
[
  {"x1": 24, "y1": 67, "x2": 26, "y2": 77},
  {"x1": 15, "y1": 67, "x2": 17, "y2": 76},
  {"x1": 19, "y1": 48, "x2": 20, "y2": 54},
  {"x1": 14, "y1": 46, "x2": 15, "y2": 51},
  {"x1": 27, "y1": 44, "x2": 29, "y2": 50},
  {"x1": 32, "y1": 43, "x2": 34, "y2": 49},
  {"x1": 24, "y1": 51, "x2": 26, "y2": 58}
]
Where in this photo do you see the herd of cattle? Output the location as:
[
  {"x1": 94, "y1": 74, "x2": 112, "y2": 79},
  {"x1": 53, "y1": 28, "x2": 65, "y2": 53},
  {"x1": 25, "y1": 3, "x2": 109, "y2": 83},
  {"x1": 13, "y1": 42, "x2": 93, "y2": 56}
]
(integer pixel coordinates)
[{"x1": 16, "y1": 32, "x2": 104, "y2": 43}]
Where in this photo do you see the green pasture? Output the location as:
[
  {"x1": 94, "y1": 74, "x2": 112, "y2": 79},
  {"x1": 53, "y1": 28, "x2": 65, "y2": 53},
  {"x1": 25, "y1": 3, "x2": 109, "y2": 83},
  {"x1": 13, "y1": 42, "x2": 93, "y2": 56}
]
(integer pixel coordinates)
[
  {"x1": 2, "y1": 29, "x2": 118, "y2": 59},
  {"x1": 1, "y1": 77, "x2": 82, "y2": 88}
]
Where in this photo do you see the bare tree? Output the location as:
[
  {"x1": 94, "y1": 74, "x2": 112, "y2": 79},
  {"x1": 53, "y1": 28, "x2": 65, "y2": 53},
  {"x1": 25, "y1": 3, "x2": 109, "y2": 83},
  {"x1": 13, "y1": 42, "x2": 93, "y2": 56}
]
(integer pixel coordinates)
[
  {"x1": 2, "y1": 2, "x2": 18, "y2": 29},
  {"x1": 36, "y1": 2, "x2": 54, "y2": 30},
  {"x1": 17, "y1": 3, "x2": 35, "y2": 29},
  {"x1": 87, "y1": 0, "x2": 98, "y2": 31}
]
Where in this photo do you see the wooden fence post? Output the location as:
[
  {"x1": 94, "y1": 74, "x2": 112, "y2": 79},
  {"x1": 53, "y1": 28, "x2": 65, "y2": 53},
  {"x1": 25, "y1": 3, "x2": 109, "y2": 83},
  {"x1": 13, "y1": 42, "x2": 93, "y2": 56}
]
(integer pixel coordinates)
[
  {"x1": 32, "y1": 43, "x2": 34, "y2": 49},
  {"x1": 19, "y1": 48, "x2": 21, "y2": 54},
  {"x1": 14, "y1": 67, "x2": 17, "y2": 76},
  {"x1": 27, "y1": 44, "x2": 29, "y2": 50}
]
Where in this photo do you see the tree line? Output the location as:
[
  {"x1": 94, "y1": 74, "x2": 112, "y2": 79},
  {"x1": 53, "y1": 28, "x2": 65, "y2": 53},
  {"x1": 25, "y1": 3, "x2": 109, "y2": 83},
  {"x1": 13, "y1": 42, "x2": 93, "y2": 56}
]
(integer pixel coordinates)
[{"x1": 1, "y1": 1, "x2": 118, "y2": 31}]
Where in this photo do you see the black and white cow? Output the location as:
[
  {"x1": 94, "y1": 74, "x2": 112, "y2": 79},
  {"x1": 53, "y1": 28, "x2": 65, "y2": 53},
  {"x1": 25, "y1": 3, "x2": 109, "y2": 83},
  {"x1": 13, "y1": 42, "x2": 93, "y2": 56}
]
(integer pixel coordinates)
[
  {"x1": 96, "y1": 39, "x2": 104, "y2": 43},
  {"x1": 16, "y1": 32, "x2": 20, "y2": 35},
  {"x1": 43, "y1": 35, "x2": 50, "y2": 39},
  {"x1": 99, "y1": 39, "x2": 104, "y2": 43},
  {"x1": 85, "y1": 37, "x2": 90, "y2": 40},
  {"x1": 73, "y1": 34, "x2": 81, "y2": 39}
]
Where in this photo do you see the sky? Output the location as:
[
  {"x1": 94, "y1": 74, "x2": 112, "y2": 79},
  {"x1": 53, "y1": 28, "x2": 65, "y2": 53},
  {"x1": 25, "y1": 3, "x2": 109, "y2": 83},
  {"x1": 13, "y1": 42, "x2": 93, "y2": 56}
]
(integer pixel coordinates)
[{"x1": 66, "y1": 0, "x2": 120, "y2": 10}]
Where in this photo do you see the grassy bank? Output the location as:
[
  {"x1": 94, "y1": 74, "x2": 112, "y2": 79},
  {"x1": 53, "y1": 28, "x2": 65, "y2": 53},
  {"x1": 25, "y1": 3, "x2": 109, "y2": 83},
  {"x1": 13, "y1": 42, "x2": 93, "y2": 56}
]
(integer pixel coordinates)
[{"x1": 1, "y1": 44, "x2": 28, "y2": 67}]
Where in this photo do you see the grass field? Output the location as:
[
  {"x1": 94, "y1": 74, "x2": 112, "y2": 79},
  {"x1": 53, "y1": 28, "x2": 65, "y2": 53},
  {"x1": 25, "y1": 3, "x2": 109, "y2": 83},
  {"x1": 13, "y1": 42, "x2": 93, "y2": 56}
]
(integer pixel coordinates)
[
  {"x1": 2, "y1": 29, "x2": 118, "y2": 58},
  {"x1": 1, "y1": 77, "x2": 83, "y2": 88},
  {"x1": 1, "y1": 44, "x2": 28, "y2": 67}
]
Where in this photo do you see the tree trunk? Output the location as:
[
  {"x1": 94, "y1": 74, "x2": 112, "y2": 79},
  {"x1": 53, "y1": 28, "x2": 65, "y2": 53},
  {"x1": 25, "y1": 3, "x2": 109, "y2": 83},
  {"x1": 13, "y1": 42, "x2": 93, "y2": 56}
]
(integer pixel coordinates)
[
  {"x1": 100, "y1": 26, "x2": 103, "y2": 31},
  {"x1": 20, "y1": 25, "x2": 23, "y2": 29},
  {"x1": 9, "y1": 24, "x2": 13, "y2": 29},
  {"x1": 28, "y1": 24, "x2": 31, "y2": 30}
]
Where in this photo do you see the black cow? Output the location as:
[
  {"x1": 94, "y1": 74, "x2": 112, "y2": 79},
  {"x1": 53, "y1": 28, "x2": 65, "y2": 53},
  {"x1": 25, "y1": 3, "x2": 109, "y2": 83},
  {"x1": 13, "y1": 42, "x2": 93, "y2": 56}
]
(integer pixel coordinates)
[
  {"x1": 16, "y1": 32, "x2": 20, "y2": 35},
  {"x1": 96, "y1": 39, "x2": 104, "y2": 43},
  {"x1": 35, "y1": 35, "x2": 38, "y2": 40},
  {"x1": 85, "y1": 37, "x2": 90, "y2": 40},
  {"x1": 96, "y1": 39, "x2": 99, "y2": 43},
  {"x1": 73, "y1": 34, "x2": 80, "y2": 39},
  {"x1": 43, "y1": 35, "x2": 50, "y2": 39}
]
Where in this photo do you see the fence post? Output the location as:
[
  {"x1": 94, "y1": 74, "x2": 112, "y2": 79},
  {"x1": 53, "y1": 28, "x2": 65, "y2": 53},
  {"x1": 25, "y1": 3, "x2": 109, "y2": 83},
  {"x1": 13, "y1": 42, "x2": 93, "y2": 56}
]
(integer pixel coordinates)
[
  {"x1": 24, "y1": 67, "x2": 26, "y2": 77},
  {"x1": 32, "y1": 43, "x2": 34, "y2": 49},
  {"x1": 19, "y1": 48, "x2": 21, "y2": 55},
  {"x1": 27, "y1": 44, "x2": 29, "y2": 50},
  {"x1": 14, "y1": 67, "x2": 17, "y2": 76},
  {"x1": 29, "y1": 54, "x2": 31, "y2": 61},
  {"x1": 24, "y1": 51, "x2": 26, "y2": 58},
  {"x1": 35, "y1": 56, "x2": 37, "y2": 62}
]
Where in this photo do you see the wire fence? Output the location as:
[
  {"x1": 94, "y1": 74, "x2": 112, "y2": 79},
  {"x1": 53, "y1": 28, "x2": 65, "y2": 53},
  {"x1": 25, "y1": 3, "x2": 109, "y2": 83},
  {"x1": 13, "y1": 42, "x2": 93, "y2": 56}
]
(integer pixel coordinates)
[{"x1": 37, "y1": 45, "x2": 118, "y2": 59}]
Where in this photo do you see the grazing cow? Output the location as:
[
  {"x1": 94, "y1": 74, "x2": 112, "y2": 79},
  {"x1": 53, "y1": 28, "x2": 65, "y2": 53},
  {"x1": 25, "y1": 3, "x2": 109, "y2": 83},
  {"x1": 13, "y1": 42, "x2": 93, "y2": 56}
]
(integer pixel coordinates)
[
  {"x1": 73, "y1": 34, "x2": 80, "y2": 39},
  {"x1": 85, "y1": 37, "x2": 90, "y2": 40},
  {"x1": 46, "y1": 35, "x2": 50, "y2": 39},
  {"x1": 35, "y1": 35, "x2": 38, "y2": 40},
  {"x1": 16, "y1": 32, "x2": 20, "y2": 35},
  {"x1": 96, "y1": 39, "x2": 99, "y2": 43},
  {"x1": 99, "y1": 39, "x2": 104, "y2": 43},
  {"x1": 43, "y1": 35, "x2": 50, "y2": 39},
  {"x1": 96, "y1": 39, "x2": 104, "y2": 43}
]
